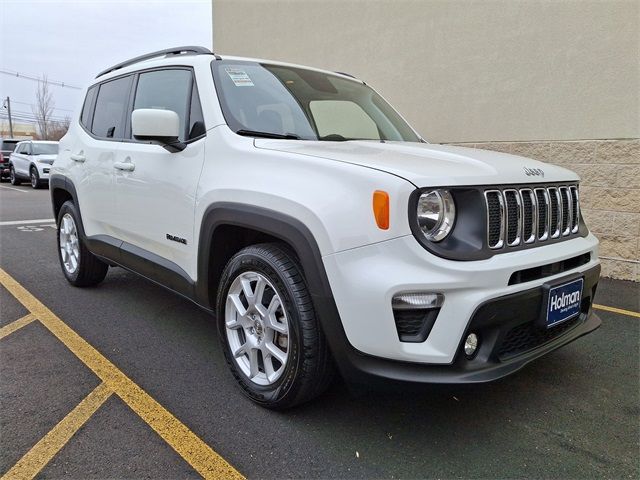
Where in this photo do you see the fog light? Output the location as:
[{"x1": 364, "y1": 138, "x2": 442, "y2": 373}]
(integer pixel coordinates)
[
  {"x1": 392, "y1": 292, "x2": 443, "y2": 310},
  {"x1": 464, "y1": 333, "x2": 479, "y2": 357}
]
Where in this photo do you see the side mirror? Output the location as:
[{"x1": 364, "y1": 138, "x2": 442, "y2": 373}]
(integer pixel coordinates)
[{"x1": 131, "y1": 109, "x2": 186, "y2": 152}]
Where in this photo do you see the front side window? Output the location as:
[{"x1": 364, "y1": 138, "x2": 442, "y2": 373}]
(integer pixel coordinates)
[
  {"x1": 212, "y1": 61, "x2": 421, "y2": 142},
  {"x1": 92, "y1": 75, "x2": 133, "y2": 139},
  {"x1": 133, "y1": 69, "x2": 192, "y2": 141}
]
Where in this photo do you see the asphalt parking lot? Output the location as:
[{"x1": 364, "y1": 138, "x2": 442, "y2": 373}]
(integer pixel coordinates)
[{"x1": 0, "y1": 182, "x2": 639, "y2": 480}]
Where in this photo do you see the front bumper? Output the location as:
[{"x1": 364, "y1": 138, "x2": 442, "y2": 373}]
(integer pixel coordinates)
[
  {"x1": 320, "y1": 233, "x2": 601, "y2": 383},
  {"x1": 1, "y1": 165, "x2": 9, "y2": 178},
  {"x1": 327, "y1": 263, "x2": 600, "y2": 384},
  {"x1": 36, "y1": 163, "x2": 51, "y2": 180}
]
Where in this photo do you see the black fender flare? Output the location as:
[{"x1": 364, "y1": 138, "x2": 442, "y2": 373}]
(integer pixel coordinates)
[
  {"x1": 196, "y1": 202, "x2": 355, "y2": 364},
  {"x1": 50, "y1": 174, "x2": 80, "y2": 223}
]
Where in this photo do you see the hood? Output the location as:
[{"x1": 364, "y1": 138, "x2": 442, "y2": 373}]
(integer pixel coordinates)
[
  {"x1": 254, "y1": 140, "x2": 578, "y2": 187},
  {"x1": 36, "y1": 154, "x2": 57, "y2": 164}
]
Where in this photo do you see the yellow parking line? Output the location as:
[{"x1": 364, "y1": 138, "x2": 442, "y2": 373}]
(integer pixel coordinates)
[
  {"x1": 2, "y1": 383, "x2": 112, "y2": 480},
  {"x1": 594, "y1": 304, "x2": 640, "y2": 318},
  {"x1": 0, "y1": 268, "x2": 244, "y2": 480},
  {"x1": 0, "y1": 313, "x2": 37, "y2": 340}
]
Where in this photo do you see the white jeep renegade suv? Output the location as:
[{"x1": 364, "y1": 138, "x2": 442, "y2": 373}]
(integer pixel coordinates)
[{"x1": 51, "y1": 47, "x2": 601, "y2": 408}]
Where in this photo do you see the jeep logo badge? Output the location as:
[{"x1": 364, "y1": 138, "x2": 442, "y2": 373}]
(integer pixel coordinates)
[{"x1": 524, "y1": 167, "x2": 544, "y2": 177}]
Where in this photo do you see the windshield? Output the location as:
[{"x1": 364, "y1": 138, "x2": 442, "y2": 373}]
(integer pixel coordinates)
[
  {"x1": 212, "y1": 61, "x2": 421, "y2": 142},
  {"x1": 32, "y1": 143, "x2": 59, "y2": 155}
]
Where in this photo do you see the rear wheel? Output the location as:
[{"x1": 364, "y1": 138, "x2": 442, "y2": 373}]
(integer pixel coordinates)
[
  {"x1": 217, "y1": 243, "x2": 334, "y2": 409},
  {"x1": 9, "y1": 166, "x2": 20, "y2": 185},
  {"x1": 57, "y1": 201, "x2": 109, "y2": 287}
]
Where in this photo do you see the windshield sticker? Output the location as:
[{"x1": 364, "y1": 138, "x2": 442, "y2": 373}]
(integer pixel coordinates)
[{"x1": 225, "y1": 68, "x2": 254, "y2": 87}]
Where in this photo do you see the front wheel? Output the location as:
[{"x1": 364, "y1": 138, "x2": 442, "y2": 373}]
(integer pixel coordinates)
[
  {"x1": 57, "y1": 200, "x2": 109, "y2": 286},
  {"x1": 30, "y1": 167, "x2": 42, "y2": 189},
  {"x1": 217, "y1": 243, "x2": 334, "y2": 409}
]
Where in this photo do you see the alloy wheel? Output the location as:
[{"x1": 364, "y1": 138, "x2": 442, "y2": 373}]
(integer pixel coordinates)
[
  {"x1": 59, "y1": 213, "x2": 80, "y2": 274},
  {"x1": 225, "y1": 271, "x2": 290, "y2": 386}
]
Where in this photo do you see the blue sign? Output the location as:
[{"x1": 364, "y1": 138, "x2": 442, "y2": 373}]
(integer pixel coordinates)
[{"x1": 547, "y1": 278, "x2": 583, "y2": 328}]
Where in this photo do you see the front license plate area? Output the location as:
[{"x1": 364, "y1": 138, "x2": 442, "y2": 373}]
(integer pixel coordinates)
[{"x1": 544, "y1": 278, "x2": 584, "y2": 328}]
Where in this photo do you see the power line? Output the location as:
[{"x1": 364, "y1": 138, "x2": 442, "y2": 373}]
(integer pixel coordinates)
[
  {"x1": 11, "y1": 109, "x2": 70, "y2": 121},
  {"x1": 10, "y1": 100, "x2": 74, "y2": 113},
  {"x1": 0, "y1": 69, "x2": 82, "y2": 90}
]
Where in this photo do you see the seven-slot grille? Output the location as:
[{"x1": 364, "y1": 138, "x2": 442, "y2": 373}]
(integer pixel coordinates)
[{"x1": 484, "y1": 185, "x2": 579, "y2": 250}]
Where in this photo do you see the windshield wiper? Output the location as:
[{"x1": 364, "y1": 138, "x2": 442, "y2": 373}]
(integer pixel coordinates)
[{"x1": 236, "y1": 129, "x2": 300, "y2": 140}]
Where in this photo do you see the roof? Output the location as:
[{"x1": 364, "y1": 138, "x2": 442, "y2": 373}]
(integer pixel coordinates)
[{"x1": 94, "y1": 46, "x2": 362, "y2": 85}]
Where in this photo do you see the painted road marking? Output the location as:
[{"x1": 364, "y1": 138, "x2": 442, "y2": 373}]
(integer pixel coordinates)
[
  {"x1": 594, "y1": 304, "x2": 640, "y2": 319},
  {"x1": 2, "y1": 383, "x2": 113, "y2": 480},
  {"x1": 0, "y1": 267, "x2": 244, "y2": 480},
  {"x1": 0, "y1": 185, "x2": 28, "y2": 193},
  {"x1": 0, "y1": 313, "x2": 37, "y2": 340},
  {"x1": 0, "y1": 219, "x2": 55, "y2": 226},
  {"x1": 15, "y1": 225, "x2": 55, "y2": 232}
]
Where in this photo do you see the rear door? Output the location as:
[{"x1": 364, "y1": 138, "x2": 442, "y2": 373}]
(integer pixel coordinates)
[
  {"x1": 72, "y1": 76, "x2": 132, "y2": 238},
  {"x1": 112, "y1": 68, "x2": 206, "y2": 282}
]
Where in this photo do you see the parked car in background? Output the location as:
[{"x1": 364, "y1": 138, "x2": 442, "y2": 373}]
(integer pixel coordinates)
[
  {"x1": 0, "y1": 138, "x2": 20, "y2": 181},
  {"x1": 9, "y1": 140, "x2": 59, "y2": 188}
]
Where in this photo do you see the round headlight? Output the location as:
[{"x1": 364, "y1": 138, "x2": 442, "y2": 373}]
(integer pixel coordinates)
[{"x1": 416, "y1": 189, "x2": 456, "y2": 242}]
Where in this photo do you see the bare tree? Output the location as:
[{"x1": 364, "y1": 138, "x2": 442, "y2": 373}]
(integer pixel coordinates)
[
  {"x1": 48, "y1": 116, "x2": 71, "y2": 141},
  {"x1": 32, "y1": 75, "x2": 55, "y2": 140}
]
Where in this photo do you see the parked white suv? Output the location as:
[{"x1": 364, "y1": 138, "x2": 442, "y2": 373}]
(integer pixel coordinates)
[
  {"x1": 10, "y1": 140, "x2": 59, "y2": 188},
  {"x1": 51, "y1": 47, "x2": 601, "y2": 408}
]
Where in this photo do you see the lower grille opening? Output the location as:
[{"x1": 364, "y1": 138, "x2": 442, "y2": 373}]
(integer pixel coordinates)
[
  {"x1": 497, "y1": 315, "x2": 581, "y2": 359},
  {"x1": 508, "y1": 253, "x2": 591, "y2": 285},
  {"x1": 393, "y1": 308, "x2": 440, "y2": 343}
]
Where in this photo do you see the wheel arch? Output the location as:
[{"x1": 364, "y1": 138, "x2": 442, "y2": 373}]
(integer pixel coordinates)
[
  {"x1": 50, "y1": 174, "x2": 80, "y2": 226},
  {"x1": 196, "y1": 203, "x2": 350, "y2": 360}
]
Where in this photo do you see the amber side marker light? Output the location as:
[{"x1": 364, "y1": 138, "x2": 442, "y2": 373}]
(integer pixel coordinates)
[{"x1": 373, "y1": 190, "x2": 390, "y2": 230}]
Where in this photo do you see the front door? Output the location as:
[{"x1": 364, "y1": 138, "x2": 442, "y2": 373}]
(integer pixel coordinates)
[{"x1": 112, "y1": 68, "x2": 206, "y2": 284}]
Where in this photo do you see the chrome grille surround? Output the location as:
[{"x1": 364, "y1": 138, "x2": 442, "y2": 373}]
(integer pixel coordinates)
[
  {"x1": 570, "y1": 186, "x2": 580, "y2": 233},
  {"x1": 485, "y1": 184, "x2": 580, "y2": 251},
  {"x1": 534, "y1": 188, "x2": 550, "y2": 241},
  {"x1": 504, "y1": 189, "x2": 522, "y2": 247},
  {"x1": 484, "y1": 190, "x2": 505, "y2": 249},
  {"x1": 520, "y1": 188, "x2": 537, "y2": 244}
]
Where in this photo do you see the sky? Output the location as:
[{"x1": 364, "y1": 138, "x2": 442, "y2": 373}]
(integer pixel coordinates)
[{"x1": 0, "y1": 0, "x2": 212, "y2": 130}]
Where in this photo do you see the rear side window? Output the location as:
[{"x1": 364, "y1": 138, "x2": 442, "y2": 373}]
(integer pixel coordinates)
[
  {"x1": 80, "y1": 86, "x2": 98, "y2": 129},
  {"x1": 92, "y1": 76, "x2": 132, "y2": 139},
  {"x1": 132, "y1": 69, "x2": 192, "y2": 141}
]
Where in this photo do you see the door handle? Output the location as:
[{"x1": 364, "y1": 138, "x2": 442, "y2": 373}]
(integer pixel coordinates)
[
  {"x1": 114, "y1": 161, "x2": 135, "y2": 172},
  {"x1": 70, "y1": 153, "x2": 86, "y2": 163}
]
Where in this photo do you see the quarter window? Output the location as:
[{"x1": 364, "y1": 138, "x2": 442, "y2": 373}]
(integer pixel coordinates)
[
  {"x1": 92, "y1": 76, "x2": 133, "y2": 139},
  {"x1": 133, "y1": 69, "x2": 192, "y2": 141},
  {"x1": 81, "y1": 86, "x2": 98, "y2": 129},
  {"x1": 188, "y1": 82, "x2": 206, "y2": 140}
]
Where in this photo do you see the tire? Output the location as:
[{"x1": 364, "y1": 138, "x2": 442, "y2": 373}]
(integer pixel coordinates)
[
  {"x1": 30, "y1": 167, "x2": 42, "y2": 189},
  {"x1": 216, "y1": 243, "x2": 334, "y2": 409},
  {"x1": 56, "y1": 200, "x2": 109, "y2": 287},
  {"x1": 9, "y1": 166, "x2": 20, "y2": 186}
]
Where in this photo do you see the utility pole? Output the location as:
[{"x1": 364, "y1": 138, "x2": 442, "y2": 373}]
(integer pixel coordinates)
[{"x1": 3, "y1": 97, "x2": 14, "y2": 137}]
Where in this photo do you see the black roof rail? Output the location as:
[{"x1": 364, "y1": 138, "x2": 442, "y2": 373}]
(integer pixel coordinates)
[{"x1": 95, "y1": 46, "x2": 216, "y2": 78}]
